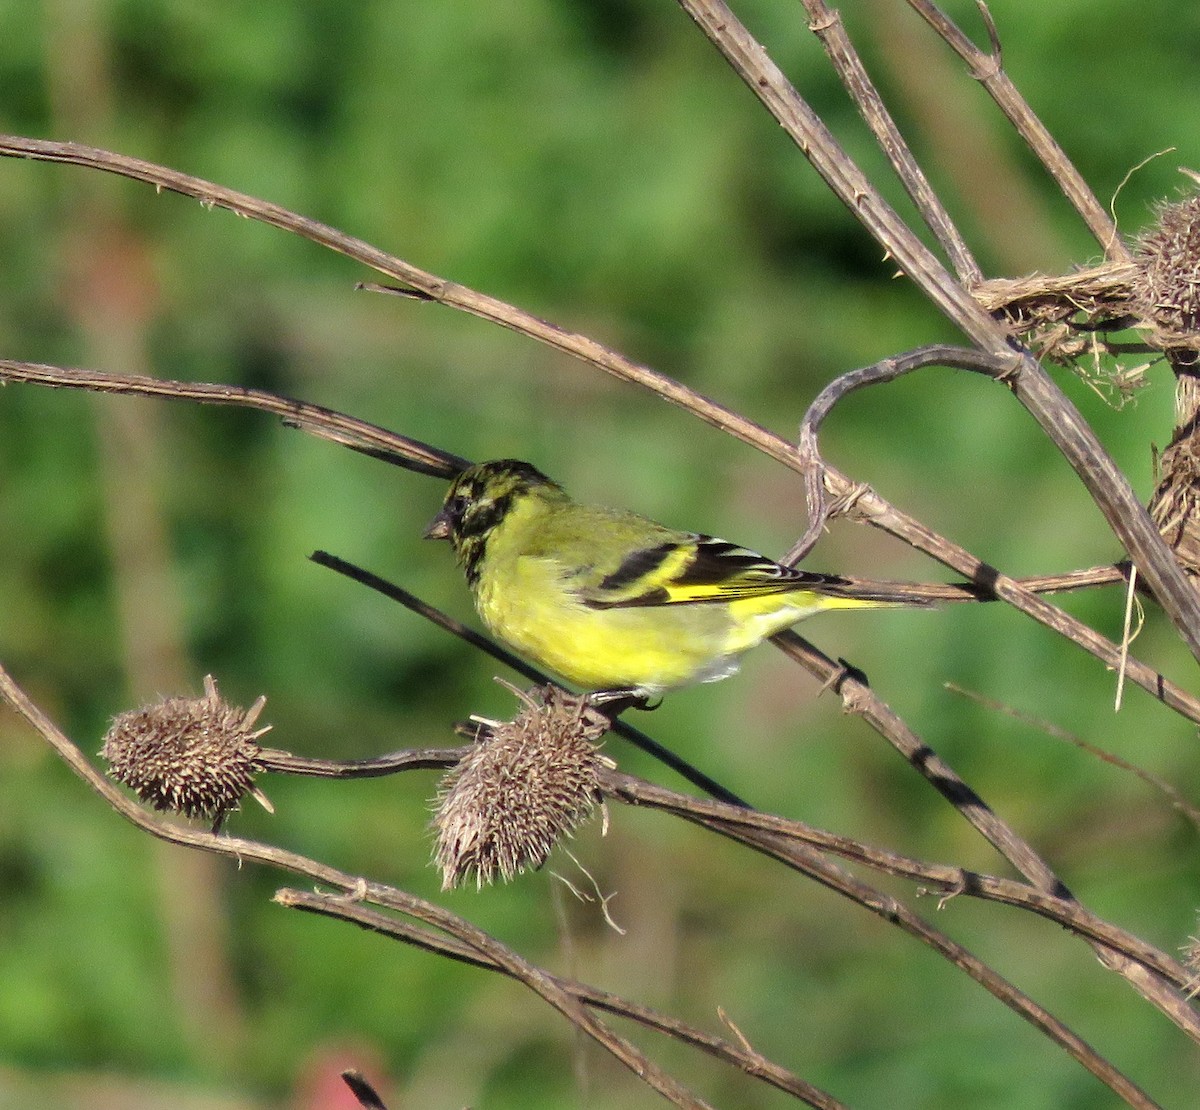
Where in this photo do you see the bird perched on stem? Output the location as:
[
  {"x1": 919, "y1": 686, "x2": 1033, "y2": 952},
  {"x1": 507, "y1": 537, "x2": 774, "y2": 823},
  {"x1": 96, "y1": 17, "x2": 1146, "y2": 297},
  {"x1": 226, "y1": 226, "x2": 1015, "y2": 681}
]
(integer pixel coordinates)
[{"x1": 425, "y1": 459, "x2": 927, "y2": 700}]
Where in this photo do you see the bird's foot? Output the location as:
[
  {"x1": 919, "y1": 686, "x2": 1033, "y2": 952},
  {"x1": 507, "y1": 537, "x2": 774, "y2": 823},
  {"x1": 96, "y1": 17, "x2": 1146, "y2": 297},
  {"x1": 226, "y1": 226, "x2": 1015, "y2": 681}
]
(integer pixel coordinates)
[{"x1": 585, "y1": 687, "x2": 662, "y2": 714}]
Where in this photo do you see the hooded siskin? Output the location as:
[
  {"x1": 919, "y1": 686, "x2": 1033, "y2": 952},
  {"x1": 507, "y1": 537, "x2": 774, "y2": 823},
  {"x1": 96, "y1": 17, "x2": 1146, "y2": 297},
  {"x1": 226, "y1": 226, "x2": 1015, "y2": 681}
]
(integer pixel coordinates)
[{"x1": 426, "y1": 459, "x2": 922, "y2": 695}]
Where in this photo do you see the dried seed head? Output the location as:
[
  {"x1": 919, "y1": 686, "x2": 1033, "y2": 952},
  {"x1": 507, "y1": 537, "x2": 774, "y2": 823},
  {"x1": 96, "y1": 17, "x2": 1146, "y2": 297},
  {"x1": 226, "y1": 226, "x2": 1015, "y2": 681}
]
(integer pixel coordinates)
[
  {"x1": 100, "y1": 675, "x2": 271, "y2": 820},
  {"x1": 1149, "y1": 430, "x2": 1200, "y2": 575},
  {"x1": 1183, "y1": 919, "x2": 1200, "y2": 998},
  {"x1": 433, "y1": 684, "x2": 612, "y2": 890},
  {"x1": 1139, "y1": 191, "x2": 1200, "y2": 570},
  {"x1": 1134, "y1": 193, "x2": 1200, "y2": 363}
]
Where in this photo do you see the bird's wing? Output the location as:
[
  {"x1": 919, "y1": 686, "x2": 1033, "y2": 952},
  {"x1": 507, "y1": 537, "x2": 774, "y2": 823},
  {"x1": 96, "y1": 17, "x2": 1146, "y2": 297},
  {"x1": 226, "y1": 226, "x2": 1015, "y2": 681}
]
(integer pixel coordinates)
[{"x1": 572, "y1": 533, "x2": 844, "y2": 609}]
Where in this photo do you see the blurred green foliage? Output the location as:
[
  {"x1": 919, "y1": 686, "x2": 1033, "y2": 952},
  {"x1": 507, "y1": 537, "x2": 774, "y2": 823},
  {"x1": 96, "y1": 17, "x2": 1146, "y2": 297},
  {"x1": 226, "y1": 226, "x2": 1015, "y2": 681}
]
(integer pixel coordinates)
[{"x1": 2, "y1": 0, "x2": 1200, "y2": 1106}]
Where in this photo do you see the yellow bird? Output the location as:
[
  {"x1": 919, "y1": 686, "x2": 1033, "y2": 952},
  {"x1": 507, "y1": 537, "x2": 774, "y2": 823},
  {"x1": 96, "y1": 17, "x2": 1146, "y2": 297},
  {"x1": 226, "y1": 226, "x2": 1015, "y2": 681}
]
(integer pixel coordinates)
[{"x1": 426, "y1": 459, "x2": 923, "y2": 698}]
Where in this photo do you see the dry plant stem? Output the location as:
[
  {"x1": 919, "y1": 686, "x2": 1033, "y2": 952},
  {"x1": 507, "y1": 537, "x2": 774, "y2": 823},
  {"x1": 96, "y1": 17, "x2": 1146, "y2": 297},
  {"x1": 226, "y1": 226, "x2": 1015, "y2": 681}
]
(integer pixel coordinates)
[
  {"x1": 251, "y1": 737, "x2": 1193, "y2": 993},
  {"x1": 671, "y1": 2, "x2": 993, "y2": 343},
  {"x1": 800, "y1": 0, "x2": 983, "y2": 284},
  {"x1": 0, "y1": 358, "x2": 465, "y2": 478},
  {"x1": 672, "y1": 1, "x2": 1200, "y2": 664},
  {"x1": 789, "y1": 344, "x2": 1006, "y2": 560},
  {"x1": 905, "y1": 0, "x2": 1131, "y2": 263},
  {"x1": 845, "y1": 486, "x2": 1200, "y2": 728},
  {"x1": 2, "y1": 141, "x2": 1198, "y2": 668},
  {"x1": 277, "y1": 890, "x2": 842, "y2": 1110},
  {"x1": 0, "y1": 137, "x2": 800, "y2": 461},
  {"x1": 741, "y1": 830, "x2": 1159, "y2": 1103},
  {"x1": 695, "y1": 819, "x2": 1163, "y2": 1108},
  {"x1": 771, "y1": 631, "x2": 1064, "y2": 894},
  {"x1": 790, "y1": 346, "x2": 1200, "y2": 725},
  {"x1": 255, "y1": 746, "x2": 467, "y2": 778},
  {"x1": 0, "y1": 663, "x2": 717, "y2": 1110},
  {"x1": 770, "y1": 630, "x2": 1200, "y2": 1046},
  {"x1": 630, "y1": 777, "x2": 1161, "y2": 1105},
  {"x1": 604, "y1": 771, "x2": 1190, "y2": 990}
]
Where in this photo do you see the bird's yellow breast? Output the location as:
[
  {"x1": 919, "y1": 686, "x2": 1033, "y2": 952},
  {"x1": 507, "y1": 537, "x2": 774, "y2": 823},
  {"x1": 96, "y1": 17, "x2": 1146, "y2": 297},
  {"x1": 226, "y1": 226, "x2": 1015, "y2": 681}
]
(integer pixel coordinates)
[{"x1": 472, "y1": 552, "x2": 821, "y2": 691}]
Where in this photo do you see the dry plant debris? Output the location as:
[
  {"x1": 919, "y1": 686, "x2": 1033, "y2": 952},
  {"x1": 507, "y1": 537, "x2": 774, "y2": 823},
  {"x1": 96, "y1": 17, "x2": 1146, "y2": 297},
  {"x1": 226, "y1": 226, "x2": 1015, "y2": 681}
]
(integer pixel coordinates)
[
  {"x1": 100, "y1": 674, "x2": 272, "y2": 820},
  {"x1": 432, "y1": 683, "x2": 613, "y2": 890}
]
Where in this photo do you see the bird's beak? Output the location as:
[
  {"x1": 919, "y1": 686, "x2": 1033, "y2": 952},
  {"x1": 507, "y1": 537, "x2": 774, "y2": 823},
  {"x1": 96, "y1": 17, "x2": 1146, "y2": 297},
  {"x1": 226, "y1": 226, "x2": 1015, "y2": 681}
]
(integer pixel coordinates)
[{"x1": 423, "y1": 509, "x2": 452, "y2": 540}]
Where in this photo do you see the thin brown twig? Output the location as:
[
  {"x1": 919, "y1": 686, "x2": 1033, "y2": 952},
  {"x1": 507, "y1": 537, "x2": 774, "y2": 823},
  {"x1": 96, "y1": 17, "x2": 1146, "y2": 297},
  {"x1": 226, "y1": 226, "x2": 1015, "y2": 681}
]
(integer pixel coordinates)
[
  {"x1": 783, "y1": 346, "x2": 1200, "y2": 726},
  {"x1": 255, "y1": 746, "x2": 465, "y2": 778},
  {"x1": 664, "y1": 804, "x2": 1163, "y2": 1106},
  {"x1": 0, "y1": 357, "x2": 465, "y2": 477},
  {"x1": 768, "y1": 629, "x2": 1200, "y2": 1046},
  {"x1": 904, "y1": 0, "x2": 1132, "y2": 262},
  {"x1": 787, "y1": 344, "x2": 1006, "y2": 560},
  {"x1": 666, "y1": 5, "x2": 999, "y2": 346},
  {"x1": 944, "y1": 682, "x2": 1200, "y2": 831},
  {"x1": 604, "y1": 771, "x2": 1191, "y2": 990},
  {"x1": 770, "y1": 630, "x2": 1068, "y2": 893},
  {"x1": 800, "y1": 0, "x2": 983, "y2": 284},
  {"x1": 275, "y1": 888, "x2": 843, "y2": 1109}
]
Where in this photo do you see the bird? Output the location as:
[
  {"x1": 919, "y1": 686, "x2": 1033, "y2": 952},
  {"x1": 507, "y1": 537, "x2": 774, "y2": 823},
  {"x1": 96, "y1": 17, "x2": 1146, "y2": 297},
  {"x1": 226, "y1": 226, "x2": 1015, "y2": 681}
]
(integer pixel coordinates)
[{"x1": 425, "y1": 459, "x2": 926, "y2": 699}]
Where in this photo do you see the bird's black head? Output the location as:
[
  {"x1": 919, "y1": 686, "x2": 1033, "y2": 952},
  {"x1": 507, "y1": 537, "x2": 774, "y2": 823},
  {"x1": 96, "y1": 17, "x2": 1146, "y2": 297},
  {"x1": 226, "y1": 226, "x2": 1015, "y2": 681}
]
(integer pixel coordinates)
[{"x1": 424, "y1": 459, "x2": 560, "y2": 581}]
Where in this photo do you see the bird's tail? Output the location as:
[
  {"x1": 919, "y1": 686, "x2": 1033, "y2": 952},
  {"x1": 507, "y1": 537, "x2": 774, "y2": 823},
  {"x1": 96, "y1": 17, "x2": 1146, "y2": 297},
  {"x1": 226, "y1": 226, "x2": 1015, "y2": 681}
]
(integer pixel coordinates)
[{"x1": 798, "y1": 572, "x2": 942, "y2": 608}]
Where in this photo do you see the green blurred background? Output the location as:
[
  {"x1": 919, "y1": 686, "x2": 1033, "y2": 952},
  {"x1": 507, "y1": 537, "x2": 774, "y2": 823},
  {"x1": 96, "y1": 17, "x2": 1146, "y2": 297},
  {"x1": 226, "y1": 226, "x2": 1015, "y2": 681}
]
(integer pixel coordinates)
[{"x1": 2, "y1": 0, "x2": 1200, "y2": 1106}]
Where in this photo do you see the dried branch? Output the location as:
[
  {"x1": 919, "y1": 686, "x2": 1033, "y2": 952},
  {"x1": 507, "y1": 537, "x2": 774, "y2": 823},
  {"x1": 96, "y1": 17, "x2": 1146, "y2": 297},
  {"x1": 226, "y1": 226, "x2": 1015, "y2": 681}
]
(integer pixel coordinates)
[
  {"x1": 276, "y1": 888, "x2": 843, "y2": 1109},
  {"x1": 769, "y1": 631, "x2": 1064, "y2": 891},
  {"x1": 788, "y1": 344, "x2": 1006, "y2": 559},
  {"x1": 800, "y1": 0, "x2": 983, "y2": 284},
  {"x1": 254, "y1": 746, "x2": 465, "y2": 778},
  {"x1": 768, "y1": 629, "x2": 1200, "y2": 1045},
  {"x1": 788, "y1": 346, "x2": 1200, "y2": 726},
  {"x1": 669, "y1": 3, "x2": 997, "y2": 343},
  {"x1": 905, "y1": 0, "x2": 1131, "y2": 261},
  {"x1": 629, "y1": 791, "x2": 1165, "y2": 1105},
  {"x1": 604, "y1": 772, "x2": 1190, "y2": 988},
  {"x1": 0, "y1": 357, "x2": 464, "y2": 477}
]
